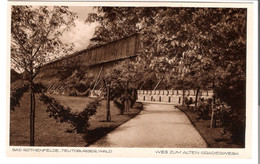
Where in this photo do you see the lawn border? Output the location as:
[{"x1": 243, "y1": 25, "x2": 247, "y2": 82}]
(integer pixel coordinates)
[{"x1": 175, "y1": 106, "x2": 211, "y2": 148}]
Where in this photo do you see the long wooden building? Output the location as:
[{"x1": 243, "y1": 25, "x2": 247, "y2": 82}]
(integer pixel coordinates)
[{"x1": 36, "y1": 34, "x2": 140, "y2": 95}]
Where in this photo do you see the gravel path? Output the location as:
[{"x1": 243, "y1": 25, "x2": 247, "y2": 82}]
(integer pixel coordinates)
[{"x1": 90, "y1": 103, "x2": 207, "y2": 148}]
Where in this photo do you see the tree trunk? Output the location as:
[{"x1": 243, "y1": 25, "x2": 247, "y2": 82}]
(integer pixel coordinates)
[
  {"x1": 120, "y1": 101, "x2": 124, "y2": 115},
  {"x1": 125, "y1": 82, "x2": 130, "y2": 112},
  {"x1": 131, "y1": 88, "x2": 136, "y2": 108},
  {"x1": 194, "y1": 86, "x2": 200, "y2": 112},
  {"x1": 106, "y1": 84, "x2": 111, "y2": 122},
  {"x1": 210, "y1": 107, "x2": 215, "y2": 128},
  {"x1": 182, "y1": 87, "x2": 185, "y2": 106},
  {"x1": 29, "y1": 60, "x2": 36, "y2": 147},
  {"x1": 210, "y1": 80, "x2": 216, "y2": 128},
  {"x1": 29, "y1": 84, "x2": 36, "y2": 146}
]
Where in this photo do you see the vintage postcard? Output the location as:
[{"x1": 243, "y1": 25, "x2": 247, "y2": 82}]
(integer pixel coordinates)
[{"x1": 6, "y1": 0, "x2": 257, "y2": 158}]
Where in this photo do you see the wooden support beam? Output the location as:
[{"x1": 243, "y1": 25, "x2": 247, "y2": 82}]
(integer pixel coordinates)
[
  {"x1": 153, "y1": 79, "x2": 162, "y2": 90},
  {"x1": 139, "y1": 79, "x2": 147, "y2": 90},
  {"x1": 92, "y1": 66, "x2": 103, "y2": 91}
]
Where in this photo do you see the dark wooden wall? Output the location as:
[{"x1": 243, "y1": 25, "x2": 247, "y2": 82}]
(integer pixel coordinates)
[{"x1": 36, "y1": 34, "x2": 140, "y2": 85}]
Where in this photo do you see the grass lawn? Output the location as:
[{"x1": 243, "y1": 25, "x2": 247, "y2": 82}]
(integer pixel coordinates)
[
  {"x1": 176, "y1": 106, "x2": 244, "y2": 148},
  {"x1": 10, "y1": 93, "x2": 141, "y2": 147}
]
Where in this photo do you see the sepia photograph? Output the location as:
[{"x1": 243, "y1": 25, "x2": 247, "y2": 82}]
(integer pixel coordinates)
[{"x1": 6, "y1": 1, "x2": 257, "y2": 158}]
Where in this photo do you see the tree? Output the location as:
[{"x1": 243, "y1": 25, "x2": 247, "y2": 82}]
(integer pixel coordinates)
[
  {"x1": 87, "y1": 7, "x2": 246, "y2": 144},
  {"x1": 11, "y1": 6, "x2": 76, "y2": 146},
  {"x1": 86, "y1": 7, "x2": 201, "y2": 87},
  {"x1": 190, "y1": 9, "x2": 246, "y2": 134},
  {"x1": 103, "y1": 59, "x2": 144, "y2": 114}
]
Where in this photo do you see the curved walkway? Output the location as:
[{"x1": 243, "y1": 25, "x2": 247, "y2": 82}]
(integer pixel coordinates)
[{"x1": 90, "y1": 103, "x2": 207, "y2": 148}]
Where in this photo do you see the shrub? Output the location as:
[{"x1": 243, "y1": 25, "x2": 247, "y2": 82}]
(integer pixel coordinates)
[
  {"x1": 39, "y1": 94, "x2": 100, "y2": 133},
  {"x1": 113, "y1": 99, "x2": 125, "y2": 115},
  {"x1": 129, "y1": 89, "x2": 137, "y2": 108},
  {"x1": 71, "y1": 100, "x2": 100, "y2": 133},
  {"x1": 184, "y1": 97, "x2": 193, "y2": 109},
  {"x1": 214, "y1": 99, "x2": 245, "y2": 145},
  {"x1": 197, "y1": 98, "x2": 211, "y2": 120},
  {"x1": 11, "y1": 82, "x2": 46, "y2": 111},
  {"x1": 133, "y1": 102, "x2": 143, "y2": 110},
  {"x1": 10, "y1": 82, "x2": 29, "y2": 111}
]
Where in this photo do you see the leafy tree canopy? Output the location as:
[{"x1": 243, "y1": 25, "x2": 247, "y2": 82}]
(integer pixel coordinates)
[
  {"x1": 87, "y1": 7, "x2": 246, "y2": 109},
  {"x1": 11, "y1": 6, "x2": 76, "y2": 79}
]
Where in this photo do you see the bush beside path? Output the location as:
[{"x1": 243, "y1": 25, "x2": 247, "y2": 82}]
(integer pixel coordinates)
[{"x1": 176, "y1": 106, "x2": 244, "y2": 148}]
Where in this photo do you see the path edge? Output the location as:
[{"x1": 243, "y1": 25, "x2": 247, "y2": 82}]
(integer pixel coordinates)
[
  {"x1": 175, "y1": 106, "x2": 211, "y2": 148},
  {"x1": 87, "y1": 106, "x2": 143, "y2": 147}
]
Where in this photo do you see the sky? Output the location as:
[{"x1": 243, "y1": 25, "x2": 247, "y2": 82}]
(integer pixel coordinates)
[{"x1": 61, "y1": 6, "x2": 99, "y2": 52}]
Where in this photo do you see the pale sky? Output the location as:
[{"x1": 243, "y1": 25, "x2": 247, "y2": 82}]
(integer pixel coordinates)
[
  {"x1": 61, "y1": 6, "x2": 99, "y2": 52},
  {"x1": 69, "y1": 6, "x2": 96, "y2": 21}
]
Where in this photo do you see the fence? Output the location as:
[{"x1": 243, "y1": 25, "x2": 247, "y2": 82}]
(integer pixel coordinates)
[{"x1": 137, "y1": 90, "x2": 213, "y2": 104}]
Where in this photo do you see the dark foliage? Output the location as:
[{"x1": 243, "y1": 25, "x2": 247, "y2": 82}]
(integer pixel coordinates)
[
  {"x1": 33, "y1": 83, "x2": 47, "y2": 94},
  {"x1": 71, "y1": 100, "x2": 100, "y2": 133},
  {"x1": 184, "y1": 97, "x2": 193, "y2": 109},
  {"x1": 113, "y1": 99, "x2": 125, "y2": 115},
  {"x1": 197, "y1": 99, "x2": 211, "y2": 120},
  {"x1": 133, "y1": 102, "x2": 143, "y2": 110},
  {"x1": 10, "y1": 83, "x2": 29, "y2": 111},
  {"x1": 39, "y1": 94, "x2": 75, "y2": 122},
  {"x1": 11, "y1": 82, "x2": 48, "y2": 111},
  {"x1": 214, "y1": 99, "x2": 245, "y2": 145},
  {"x1": 61, "y1": 68, "x2": 95, "y2": 97},
  {"x1": 129, "y1": 88, "x2": 138, "y2": 108},
  {"x1": 10, "y1": 69, "x2": 22, "y2": 83},
  {"x1": 39, "y1": 94, "x2": 100, "y2": 133}
]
